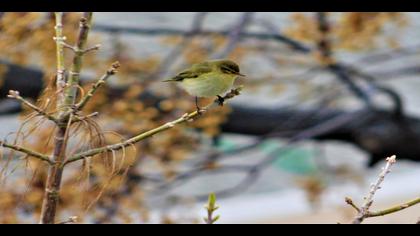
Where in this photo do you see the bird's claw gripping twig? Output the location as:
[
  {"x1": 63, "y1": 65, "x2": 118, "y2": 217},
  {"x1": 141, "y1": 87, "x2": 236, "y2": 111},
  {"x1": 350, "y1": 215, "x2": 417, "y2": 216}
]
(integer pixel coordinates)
[{"x1": 217, "y1": 95, "x2": 225, "y2": 106}]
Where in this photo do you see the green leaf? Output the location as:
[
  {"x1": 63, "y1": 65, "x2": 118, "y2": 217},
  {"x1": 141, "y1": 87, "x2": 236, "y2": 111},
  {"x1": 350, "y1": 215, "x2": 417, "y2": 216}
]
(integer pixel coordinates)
[{"x1": 208, "y1": 192, "x2": 216, "y2": 208}]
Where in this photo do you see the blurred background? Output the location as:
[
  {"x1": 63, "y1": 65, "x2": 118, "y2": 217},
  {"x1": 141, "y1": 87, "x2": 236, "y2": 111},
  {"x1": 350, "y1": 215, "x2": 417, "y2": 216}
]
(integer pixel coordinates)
[{"x1": 0, "y1": 12, "x2": 419, "y2": 224}]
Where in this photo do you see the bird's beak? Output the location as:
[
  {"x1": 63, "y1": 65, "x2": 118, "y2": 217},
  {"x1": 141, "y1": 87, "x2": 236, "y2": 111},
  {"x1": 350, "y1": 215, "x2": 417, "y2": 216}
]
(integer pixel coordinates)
[{"x1": 236, "y1": 72, "x2": 246, "y2": 77}]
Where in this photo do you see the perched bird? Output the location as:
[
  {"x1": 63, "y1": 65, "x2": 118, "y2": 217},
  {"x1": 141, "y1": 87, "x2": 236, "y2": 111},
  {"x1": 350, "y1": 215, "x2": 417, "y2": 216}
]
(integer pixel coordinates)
[{"x1": 163, "y1": 59, "x2": 245, "y2": 113}]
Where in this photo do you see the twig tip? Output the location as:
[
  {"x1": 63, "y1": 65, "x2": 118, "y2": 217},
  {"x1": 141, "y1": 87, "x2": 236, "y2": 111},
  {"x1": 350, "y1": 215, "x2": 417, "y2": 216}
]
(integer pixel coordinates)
[{"x1": 386, "y1": 155, "x2": 397, "y2": 164}]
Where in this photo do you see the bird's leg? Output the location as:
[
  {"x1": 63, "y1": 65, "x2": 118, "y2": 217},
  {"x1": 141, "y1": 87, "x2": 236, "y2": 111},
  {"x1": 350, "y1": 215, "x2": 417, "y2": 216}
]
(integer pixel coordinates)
[
  {"x1": 217, "y1": 95, "x2": 225, "y2": 106},
  {"x1": 195, "y1": 96, "x2": 203, "y2": 115}
]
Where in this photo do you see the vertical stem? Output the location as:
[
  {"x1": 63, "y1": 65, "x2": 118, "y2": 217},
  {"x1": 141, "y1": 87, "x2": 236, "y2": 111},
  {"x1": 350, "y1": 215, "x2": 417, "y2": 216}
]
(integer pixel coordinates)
[
  {"x1": 54, "y1": 12, "x2": 66, "y2": 107},
  {"x1": 39, "y1": 12, "x2": 68, "y2": 224},
  {"x1": 62, "y1": 12, "x2": 93, "y2": 114},
  {"x1": 39, "y1": 127, "x2": 66, "y2": 224},
  {"x1": 39, "y1": 12, "x2": 93, "y2": 224}
]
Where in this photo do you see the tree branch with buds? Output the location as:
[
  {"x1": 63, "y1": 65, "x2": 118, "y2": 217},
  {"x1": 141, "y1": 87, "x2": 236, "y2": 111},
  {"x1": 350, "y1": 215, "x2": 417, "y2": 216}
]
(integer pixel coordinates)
[
  {"x1": 345, "y1": 156, "x2": 420, "y2": 224},
  {"x1": 72, "y1": 61, "x2": 120, "y2": 113}
]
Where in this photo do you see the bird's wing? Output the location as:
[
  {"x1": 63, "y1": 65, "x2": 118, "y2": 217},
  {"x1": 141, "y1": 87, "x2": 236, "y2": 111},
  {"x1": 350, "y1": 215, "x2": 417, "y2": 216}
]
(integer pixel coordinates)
[{"x1": 163, "y1": 62, "x2": 212, "y2": 82}]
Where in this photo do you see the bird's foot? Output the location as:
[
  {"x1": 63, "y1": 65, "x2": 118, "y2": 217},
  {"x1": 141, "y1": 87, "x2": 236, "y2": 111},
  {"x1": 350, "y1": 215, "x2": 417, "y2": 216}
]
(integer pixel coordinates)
[
  {"x1": 217, "y1": 95, "x2": 225, "y2": 106},
  {"x1": 196, "y1": 106, "x2": 205, "y2": 115}
]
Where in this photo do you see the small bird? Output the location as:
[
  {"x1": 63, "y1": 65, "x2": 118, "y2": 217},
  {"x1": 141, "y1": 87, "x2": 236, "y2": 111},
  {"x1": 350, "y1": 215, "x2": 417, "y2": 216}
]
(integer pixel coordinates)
[{"x1": 163, "y1": 59, "x2": 245, "y2": 113}]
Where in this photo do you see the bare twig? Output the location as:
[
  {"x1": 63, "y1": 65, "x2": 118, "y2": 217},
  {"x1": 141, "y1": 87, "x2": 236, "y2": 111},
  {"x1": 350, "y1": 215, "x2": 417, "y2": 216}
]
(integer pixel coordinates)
[
  {"x1": 0, "y1": 140, "x2": 52, "y2": 164},
  {"x1": 345, "y1": 197, "x2": 360, "y2": 213},
  {"x1": 72, "y1": 112, "x2": 99, "y2": 123},
  {"x1": 347, "y1": 196, "x2": 420, "y2": 222},
  {"x1": 64, "y1": 86, "x2": 243, "y2": 165},
  {"x1": 7, "y1": 90, "x2": 57, "y2": 123},
  {"x1": 350, "y1": 155, "x2": 397, "y2": 224},
  {"x1": 366, "y1": 197, "x2": 420, "y2": 218},
  {"x1": 73, "y1": 62, "x2": 120, "y2": 113}
]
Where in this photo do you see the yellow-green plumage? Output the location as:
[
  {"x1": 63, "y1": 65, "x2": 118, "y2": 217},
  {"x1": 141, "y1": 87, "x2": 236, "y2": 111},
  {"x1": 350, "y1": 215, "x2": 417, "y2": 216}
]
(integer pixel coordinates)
[
  {"x1": 163, "y1": 59, "x2": 243, "y2": 98},
  {"x1": 180, "y1": 72, "x2": 237, "y2": 97}
]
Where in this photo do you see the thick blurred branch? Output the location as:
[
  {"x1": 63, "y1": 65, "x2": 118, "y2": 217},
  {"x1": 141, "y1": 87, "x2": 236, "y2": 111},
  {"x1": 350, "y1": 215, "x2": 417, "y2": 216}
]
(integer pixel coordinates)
[
  {"x1": 92, "y1": 24, "x2": 311, "y2": 53},
  {"x1": 2, "y1": 63, "x2": 420, "y2": 166},
  {"x1": 223, "y1": 105, "x2": 420, "y2": 166}
]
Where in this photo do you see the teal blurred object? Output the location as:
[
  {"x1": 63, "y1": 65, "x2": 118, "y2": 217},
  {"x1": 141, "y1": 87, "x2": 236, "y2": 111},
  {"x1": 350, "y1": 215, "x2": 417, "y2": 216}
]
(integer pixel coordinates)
[
  {"x1": 259, "y1": 140, "x2": 318, "y2": 175},
  {"x1": 215, "y1": 137, "x2": 238, "y2": 152}
]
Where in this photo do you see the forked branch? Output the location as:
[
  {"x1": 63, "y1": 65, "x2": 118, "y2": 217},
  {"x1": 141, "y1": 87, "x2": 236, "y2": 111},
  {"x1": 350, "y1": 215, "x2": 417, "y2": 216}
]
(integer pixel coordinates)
[{"x1": 345, "y1": 156, "x2": 420, "y2": 224}]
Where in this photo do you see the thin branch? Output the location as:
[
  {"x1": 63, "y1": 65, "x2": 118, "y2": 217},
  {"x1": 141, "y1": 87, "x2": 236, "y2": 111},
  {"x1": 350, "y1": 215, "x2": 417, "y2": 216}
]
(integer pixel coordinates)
[
  {"x1": 72, "y1": 112, "x2": 99, "y2": 123},
  {"x1": 211, "y1": 12, "x2": 254, "y2": 59},
  {"x1": 366, "y1": 197, "x2": 420, "y2": 218},
  {"x1": 7, "y1": 90, "x2": 57, "y2": 123},
  {"x1": 346, "y1": 196, "x2": 420, "y2": 222},
  {"x1": 82, "y1": 44, "x2": 101, "y2": 54},
  {"x1": 351, "y1": 155, "x2": 397, "y2": 224},
  {"x1": 345, "y1": 197, "x2": 361, "y2": 213},
  {"x1": 64, "y1": 86, "x2": 243, "y2": 165},
  {"x1": 63, "y1": 43, "x2": 101, "y2": 55},
  {"x1": 0, "y1": 140, "x2": 52, "y2": 164},
  {"x1": 149, "y1": 12, "x2": 208, "y2": 81},
  {"x1": 73, "y1": 61, "x2": 120, "y2": 113}
]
